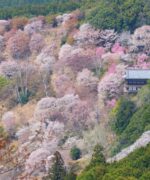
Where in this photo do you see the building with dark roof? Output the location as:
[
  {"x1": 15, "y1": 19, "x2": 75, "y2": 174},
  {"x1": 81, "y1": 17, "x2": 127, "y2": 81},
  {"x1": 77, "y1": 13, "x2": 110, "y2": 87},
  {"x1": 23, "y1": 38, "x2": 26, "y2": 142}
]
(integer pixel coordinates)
[{"x1": 124, "y1": 69, "x2": 150, "y2": 92}]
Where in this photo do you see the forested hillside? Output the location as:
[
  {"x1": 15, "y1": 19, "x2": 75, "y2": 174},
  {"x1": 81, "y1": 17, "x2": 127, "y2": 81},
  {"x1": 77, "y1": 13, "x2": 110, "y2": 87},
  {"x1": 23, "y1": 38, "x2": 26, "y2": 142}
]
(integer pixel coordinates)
[
  {"x1": 0, "y1": 0, "x2": 150, "y2": 32},
  {"x1": 77, "y1": 144, "x2": 150, "y2": 180},
  {"x1": 0, "y1": 0, "x2": 71, "y2": 7},
  {"x1": 0, "y1": 0, "x2": 80, "y2": 19},
  {"x1": 0, "y1": 0, "x2": 150, "y2": 179}
]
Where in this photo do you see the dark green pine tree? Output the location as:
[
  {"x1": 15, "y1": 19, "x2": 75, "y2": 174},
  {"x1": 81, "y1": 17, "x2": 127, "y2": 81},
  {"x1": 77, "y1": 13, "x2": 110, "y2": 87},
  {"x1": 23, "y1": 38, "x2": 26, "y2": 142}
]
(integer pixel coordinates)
[
  {"x1": 89, "y1": 144, "x2": 105, "y2": 167},
  {"x1": 45, "y1": 151, "x2": 66, "y2": 180}
]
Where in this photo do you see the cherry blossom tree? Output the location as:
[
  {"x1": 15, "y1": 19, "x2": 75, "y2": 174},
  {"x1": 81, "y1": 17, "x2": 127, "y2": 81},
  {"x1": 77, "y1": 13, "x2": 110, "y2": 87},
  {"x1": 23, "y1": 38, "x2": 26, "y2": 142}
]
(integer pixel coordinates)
[
  {"x1": 76, "y1": 69, "x2": 98, "y2": 99},
  {"x1": 95, "y1": 47, "x2": 105, "y2": 76},
  {"x1": 29, "y1": 33, "x2": 45, "y2": 54},
  {"x1": 136, "y1": 54, "x2": 150, "y2": 69},
  {"x1": 34, "y1": 94, "x2": 92, "y2": 132},
  {"x1": 111, "y1": 42, "x2": 125, "y2": 54},
  {"x1": 24, "y1": 20, "x2": 43, "y2": 35},
  {"x1": 25, "y1": 148, "x2": 51, "y2": 175},
  {"x1": 98, "y1": 64, "x2": 126, "y2": 100},
  {"x1": 73, "y1": 23, "x2": 101, "y2": 46},
  {"x1": 1, "y1": 111, "x2": 16, "y2": 136},
  {"x1": 96, "y1": 47, "x2": 105, "y2": 58},
  {"x1": 4, "y1": 29, "x2": 17, "y2": 41},
  {"x1": 106, "y1": 99, "x2": 117, "y2": 109},
  {"x1": 57, "y1": 44, "x2": 96, "y2": 73},
  {"x1": 0, "y1": 60, "x2": 36, "y2": 104},
  {"x1": 131, "y1": 25, "x2": 150, "y2": 54},
  {"x1": 0, "y1": 61, "x2": 19, "y2": 78},
  {"x1": 0, "y1": 20, "x2": 10, "y2": 35},
  {"x1": 6, "y1": 30, "x2": 30, "y2": 59},
  {"x1": 0, "y1": 35, "x2": 5, "y2": 52},
  {"x1": 74, "y1": 23, "x2": 118, "y2": 48},
  {"x1": 51, "y1": 73, "x2": 75, "y2": 97}
]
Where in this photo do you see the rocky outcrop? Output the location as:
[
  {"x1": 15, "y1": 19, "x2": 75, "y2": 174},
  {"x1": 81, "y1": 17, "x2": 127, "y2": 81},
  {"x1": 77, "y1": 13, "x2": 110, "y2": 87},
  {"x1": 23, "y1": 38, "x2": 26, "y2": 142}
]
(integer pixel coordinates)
[{"x1": 107, "y1": 131, "x2": 150, "y2": 163}]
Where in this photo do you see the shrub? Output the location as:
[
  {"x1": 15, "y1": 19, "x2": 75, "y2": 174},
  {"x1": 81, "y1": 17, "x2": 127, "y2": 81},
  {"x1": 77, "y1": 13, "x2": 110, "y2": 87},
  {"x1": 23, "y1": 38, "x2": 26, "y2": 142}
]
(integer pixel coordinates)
[
  {"x1": 0, "y1": 76, "x2": 9, "y2": 90},
  {"x1": 66, "y1": 34, "x2": 74, "y2": 45},
  {"x1": 0, "y1": 124, "x2": 7, "y2": 139},
  {"x1": 18, "y1": 89, "x2": 30, "y2": 105},
  {"x1": 61, "y1": 35, "x2": 67, "y2": 46},
  {"x1": 45, "y1": 14, "x2": 57, "y2": 27},
  {"x1": 70, "y1": 146, "x2": 81, "y2": 160}
]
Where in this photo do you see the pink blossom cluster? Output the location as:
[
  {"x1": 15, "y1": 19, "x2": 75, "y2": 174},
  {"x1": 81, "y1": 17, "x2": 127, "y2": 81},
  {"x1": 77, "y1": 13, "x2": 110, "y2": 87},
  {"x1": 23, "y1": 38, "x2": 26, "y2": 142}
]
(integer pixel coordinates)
[
  {"x1": 57, "y1": 44, "x2": 96, "y2": 72},
  {"x1": 136, "y1": 54, "x2": 150, "y2": 69},
  {"x1": 6, "y1": 30, "x2": 30, "y2": 59},
  {"x1": 111, "y1": 42, "x2": 125, "y2": 54},
  {"x1": 98, "y1": 64, "x2": 126, "y2": 99}
]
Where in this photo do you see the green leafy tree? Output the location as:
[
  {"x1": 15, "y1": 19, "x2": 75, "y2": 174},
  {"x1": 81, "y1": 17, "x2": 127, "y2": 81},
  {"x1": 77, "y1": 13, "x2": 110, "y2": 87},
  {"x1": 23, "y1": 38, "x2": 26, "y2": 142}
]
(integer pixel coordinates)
[
  {"x1": 77, "y1": 165, "x2": 106, "y2": 180},
  {"x1": 86, "y1": 0, "x2": 150, "y2": 32},
  {"x1": 136, "y1": 84, "x2": 150, "y2": 107},
  {"x1": 112, "y1": 98, "x2": 136, "y2": 135},
  {"x1": 119, "y1": 104, "x2": 150, "y2": 149},
  {"x1": 78, "y1": 144, "x2": 150, "y2": 180}
]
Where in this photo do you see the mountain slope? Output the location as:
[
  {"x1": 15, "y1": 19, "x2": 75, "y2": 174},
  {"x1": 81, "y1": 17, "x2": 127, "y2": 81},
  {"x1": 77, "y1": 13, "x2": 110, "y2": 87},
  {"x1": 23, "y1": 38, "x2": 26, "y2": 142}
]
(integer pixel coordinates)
[{"x1": 77, "y1": 143, "x2": 150, "y2": 180}]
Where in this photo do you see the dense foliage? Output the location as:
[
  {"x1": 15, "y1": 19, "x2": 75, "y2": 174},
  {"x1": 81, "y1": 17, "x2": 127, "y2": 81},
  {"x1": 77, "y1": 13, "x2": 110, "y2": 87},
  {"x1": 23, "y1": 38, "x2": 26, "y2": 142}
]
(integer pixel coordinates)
[
  {"x1": 0, "y1": 0, "x2": 57, "y2": 7},
  {"x1": 87, "y1": 144, "x2": 105, "y2": 169},
  {"x1": 117, "y1": 104, "x2": 150, "y2": 150},
  {"x1": 85, "y1": 0, "x2": 150, "y2": 32},
  {"x1": 0, "y1": 0, "x2": 150, "y2": 32},
  {"x1": 111, "y1": 98, "x2": 136, "y2": 135},
  {"x1": 112, "y1": 86, "x2": 150, "y2": 153},
  {"x1": 0, "y1": 0, "x2": 80, "y2": 19},
  {"x1": 70, "y1": 146, "x2": 81, "y2": 160},
  {"x1": 77, "y1": 144, "x2": 150, "y2": 180}
]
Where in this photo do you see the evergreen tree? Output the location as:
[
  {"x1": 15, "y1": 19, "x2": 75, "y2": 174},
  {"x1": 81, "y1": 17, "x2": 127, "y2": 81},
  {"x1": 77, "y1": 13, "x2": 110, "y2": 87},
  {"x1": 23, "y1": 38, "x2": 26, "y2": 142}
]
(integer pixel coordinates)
[
  {"x1": 70, "y1": 146, "x2": 81, "y2": 160},
  {"x1": 89, "y1": 144, "x2": 105, "y2": 167},
  {"x1": 45, "y1": 151, "x2": 66, "y2": 180}
]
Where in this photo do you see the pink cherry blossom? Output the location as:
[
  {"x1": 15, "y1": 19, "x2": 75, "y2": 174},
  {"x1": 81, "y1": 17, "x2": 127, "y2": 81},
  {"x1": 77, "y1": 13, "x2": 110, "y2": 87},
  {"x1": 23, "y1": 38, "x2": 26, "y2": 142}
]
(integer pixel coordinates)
[
  {"x1": 108, "y1": 63, "x2": 116, "y2": 74},
  {"x1": 96, "y1": 47, "x2": 105, "y2": 58},
  {"x1": 136, "y1": 54, "x2": 150, "y2": 69},
  {"x1": 106, "y1": 99, "x2": 117, "y2": 108},
  {"x1": 111, "y1": 42, "x2": 125, "y2": 54}
]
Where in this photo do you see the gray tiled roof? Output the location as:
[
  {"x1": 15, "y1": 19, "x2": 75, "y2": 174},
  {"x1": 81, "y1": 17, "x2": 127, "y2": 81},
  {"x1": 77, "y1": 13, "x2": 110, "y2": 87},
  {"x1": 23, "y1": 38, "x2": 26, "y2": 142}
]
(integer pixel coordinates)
[{"x1": 125, "y1": 69, "x2": 150, "y2": 79}]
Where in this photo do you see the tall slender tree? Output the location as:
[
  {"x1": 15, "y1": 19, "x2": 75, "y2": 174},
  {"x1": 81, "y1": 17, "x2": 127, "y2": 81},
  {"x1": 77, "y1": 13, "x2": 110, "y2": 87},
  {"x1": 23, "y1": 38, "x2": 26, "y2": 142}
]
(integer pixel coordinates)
[{"x1": 45, "y1": 151, "x2": 66, "y2": 180}]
